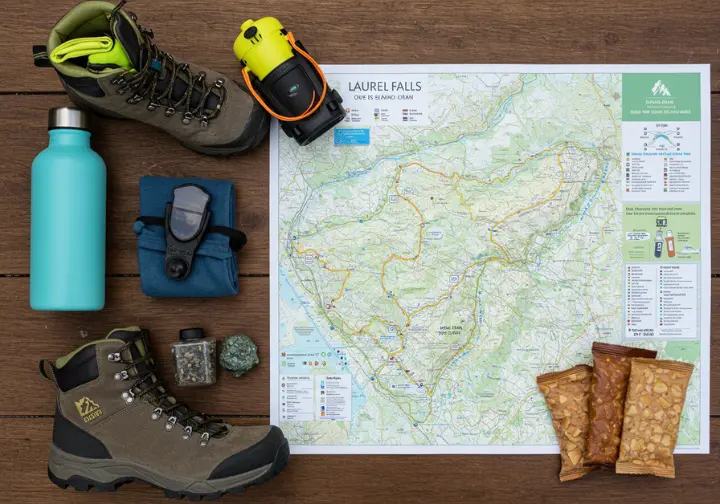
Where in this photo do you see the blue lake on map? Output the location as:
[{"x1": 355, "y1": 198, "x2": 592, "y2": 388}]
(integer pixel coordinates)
[{"x1": 279, "y1": 268, "x2": 367, "y2": 420}]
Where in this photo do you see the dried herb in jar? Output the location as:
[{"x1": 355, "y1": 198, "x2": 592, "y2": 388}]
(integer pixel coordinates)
[{"x1": 170, "y1": 328, "x2": 217, "y2": 386}]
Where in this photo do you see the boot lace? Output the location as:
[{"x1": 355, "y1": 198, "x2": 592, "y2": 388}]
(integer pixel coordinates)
[
  {"x1": 114, "y1": 334, "x2": 227, "y2": 445},
  {"x1": 109, "y1": 3, "x2": 226, "y2": 127}
]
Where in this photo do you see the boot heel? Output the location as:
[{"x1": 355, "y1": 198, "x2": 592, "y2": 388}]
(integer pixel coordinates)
[
  {"x1": 48, "y1": 465, "x2": 131, "y2": 492},
  {"x1": 47, "y1": 466, "x2": 69, "y2": 489},
  {"x1": 48, "y1": 443, "x2": 133, "y2": 493}
]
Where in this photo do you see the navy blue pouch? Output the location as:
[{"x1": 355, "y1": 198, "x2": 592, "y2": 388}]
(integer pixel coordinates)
[{"x1": 133, "y1": 176, "x2": 245, "y2": 297}]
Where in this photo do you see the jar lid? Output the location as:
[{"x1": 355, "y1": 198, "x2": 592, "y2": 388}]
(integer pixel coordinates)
[
  {"x1": 179, "y1": 328, "x2": 205, "y2": 341},
  {"x1": 48, "y1": 107, "x2": 90, "y2": 131}
]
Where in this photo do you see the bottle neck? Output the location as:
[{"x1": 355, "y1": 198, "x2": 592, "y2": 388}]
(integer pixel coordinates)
[{"x1": 49, "y1": 128, "x2": 91, "y2": 147}]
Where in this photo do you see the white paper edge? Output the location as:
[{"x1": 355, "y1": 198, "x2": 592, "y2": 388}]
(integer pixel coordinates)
[
  {"x1": 268, "y1": 64, "x2": 712, "y2": 455},
  {"x1": 269, "y1": 118, "x2": 280, "y2": 442},
  {"x1": 698, "y1": 63, "x2": 711, "y2": 455}
]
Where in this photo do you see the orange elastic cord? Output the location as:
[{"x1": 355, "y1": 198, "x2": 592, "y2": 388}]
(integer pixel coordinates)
[{"x1": 241, "y1": 32, "x2": 328, "y2": 122}]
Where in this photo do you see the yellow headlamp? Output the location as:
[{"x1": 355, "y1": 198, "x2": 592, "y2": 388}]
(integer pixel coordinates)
[{"x1": 233, "y1": 18, "x2": 345, "y2": 146}]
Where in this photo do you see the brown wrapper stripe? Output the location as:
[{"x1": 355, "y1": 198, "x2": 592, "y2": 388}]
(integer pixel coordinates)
[{"x1": 585, "y1": 343, "x2": 657, "y2": 465}]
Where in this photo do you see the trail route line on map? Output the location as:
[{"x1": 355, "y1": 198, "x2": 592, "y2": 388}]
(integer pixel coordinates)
[{"x1": 270, "y1": 65, "x2": 710, "y2": 454}]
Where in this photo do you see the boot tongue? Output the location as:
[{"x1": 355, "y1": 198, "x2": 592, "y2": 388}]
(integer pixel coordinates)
[
  {"x1": 74, "y1": 11, "x2": 141, "y2": 72},
  {"x1": 110, "y1": 11, "x2": 144, "y2": 70},
  {"x1": 105, "y1": 327, "x2": 151, "y2": 373},
  {"x1": 110, "y1": 9, "x2": 220, "y2": 111},
  {"x1": 106, "y1": 327, "x2": 147, "y2": 351}
]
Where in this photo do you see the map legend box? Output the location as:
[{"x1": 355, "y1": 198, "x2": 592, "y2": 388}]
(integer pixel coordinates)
[
  {"x1": 658, "y1": 264, "x2": 698, "y2": 338},
  {"x1": 626, "y1": 264, "x2": 657, "y2": 338},
  {"x1": 621, "y1": 122, "x2": 701, "y2": 202},
  {"x1": 281, "y1": 375, "x2": 314, "y2": 422},
  {"x1": 625, "y1": 263, "x2": 698, "y2": 339},
  {"x1": 316, "y1": 374, "x2": 352, "y2": 421}
]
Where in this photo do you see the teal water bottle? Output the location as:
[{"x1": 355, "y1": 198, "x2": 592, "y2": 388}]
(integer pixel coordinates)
[{"x1": 30, "y1": 107, "x2": 106, "y2": 311}]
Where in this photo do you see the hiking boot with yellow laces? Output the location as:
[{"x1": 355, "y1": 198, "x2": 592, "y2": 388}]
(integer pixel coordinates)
[
  {"x1": 39, "y1": 1, "x2": 268, "y2": 155},
  {"x1": 41, "y1": 327, "x2": 288, "y2": 499}
]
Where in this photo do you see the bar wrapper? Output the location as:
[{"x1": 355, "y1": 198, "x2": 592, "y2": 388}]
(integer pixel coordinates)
[
  {"x1": 586, "y1": 343, "x2": 657, "y2": 465},
  {"x1": 616, "y1": 358, "x2": 694, "y2": 479},
  {"x1": 537, "y1": 365, "x2": 596, "y2": 482}
]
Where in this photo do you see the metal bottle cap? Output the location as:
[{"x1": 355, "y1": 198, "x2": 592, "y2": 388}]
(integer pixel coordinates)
[{"x1": 48, "y1": 107, "x2": 90, "y2": 131}]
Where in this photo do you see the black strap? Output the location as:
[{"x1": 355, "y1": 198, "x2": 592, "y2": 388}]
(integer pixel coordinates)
[
  {"x1": 136, "y1": 216, "x2": 247, "y2": 252},
  {"x1": 33, "y1": 45, "x2": 52, "y2": 67}
]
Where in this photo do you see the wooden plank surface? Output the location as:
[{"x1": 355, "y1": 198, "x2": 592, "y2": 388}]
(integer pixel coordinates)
[
  {"x1": 0, "y1": 277, "x2": 270, "y2": 416},
  {"x1": 0, "y1": 95, "x2": 270, "y2": 276},
  {"x1": 0, "y1": 276, "x2": 718, "y2": 417},
  {"x1": 2, "y1": 0, "x2": 720, "y2": 92},
  {"x1": 0, "y1": 418, "x2": 718, "y2": 503},
  {"x1": 0, "y1": 0, "x2": 717, "y2": 502},
  {"x1": 0, "y1": 94, "x2": 718, "y2": 275}
]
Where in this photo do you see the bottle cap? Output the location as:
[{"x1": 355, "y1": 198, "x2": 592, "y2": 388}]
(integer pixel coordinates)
[
  {"x1": 48, "y1": 107, "x2": 90, "y2": 131},
  {"x1": 179, "y1": 328, "x2": 205, "y2": 341}
]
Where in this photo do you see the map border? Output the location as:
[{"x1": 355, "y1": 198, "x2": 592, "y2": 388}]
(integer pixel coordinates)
[{"x1": 269, "y1": 64, "x2": 711, "y2": 455}]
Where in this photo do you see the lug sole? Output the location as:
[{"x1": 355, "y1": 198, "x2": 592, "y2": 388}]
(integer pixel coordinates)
[{"x1": 48, "y1": 440, "x2": 289, "y2": 500}]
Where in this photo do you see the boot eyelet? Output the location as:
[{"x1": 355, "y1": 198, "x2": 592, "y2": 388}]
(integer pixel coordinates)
[
  {"x1": 114, "y1": 370, "x2": 129, "y2": 381},
  {"x1": 182, "y1": 112, "x2": 193, "y2": 125},
  {"x1": 151, "y1": 407, "x2": 163, "y2": 421},
  {"x1": 147, "y1": 102, "x2": 159, "y2": 111},
  {"x1": 182, "y1": 426, "x2": 193, "y2": 440},
  {"x1": 214, "y1": 78, "x2": 225, "y2": 88},
  {"x1": 127, "y1": 94, "x2": 143, "y2": 105},
  {"x1": 200, "y1": 115, "x2": 209, "y2": 128},
  {"x1": 108, "y1": 352, "x2": 121, "y2": 362},
  {"x1": 121, "y1": 390, "x2": 135, "y2": 404},
  {"x1": 164, "y1": 107, "x2": 175, "y2": 117},
  {"x1": 165, "y1": 416, "x2": 177, "y2": 431},
  {"x1": 200, "y1": 432, "x2": 210, "y2": 447}
]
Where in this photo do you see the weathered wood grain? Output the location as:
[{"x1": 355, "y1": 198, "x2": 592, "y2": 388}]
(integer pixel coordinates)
[
  {"x1": 0, "y1": 94, "x2": 270, "y2": 275},
  {"x1": 0, "y1": 276, "x2": 717, "y2": 416},
  {"x1": 0, "y1": 1, "x2": 718, "y2": 501},
  {"x1": 1, "y1": 0, "x2": 719, "y2": 92},
  {"x1": 0, "y1": 94, "x2": 718, "y2": 275},
  {"x1": 0, "y1": 418, "x2": 718, "y2": 503},
  {"x1": 0, "y1": 277, "x2": 270, "y2": 416}
]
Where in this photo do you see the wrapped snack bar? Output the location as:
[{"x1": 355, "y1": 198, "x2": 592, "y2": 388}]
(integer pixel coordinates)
[
  {"x1": 616, "y1": 358, "x2": 694, "y2": 478},
  {"x1": 586, "y1": 343, "x2": 657, "y2": 465},
  {"x1": 537, "y1": 365, "x2": 596, "y2": 482}
]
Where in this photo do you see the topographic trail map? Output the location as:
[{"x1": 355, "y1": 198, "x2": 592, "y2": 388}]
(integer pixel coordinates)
[{"x1": 270, "y1": 65, "x2": 710, "y2": 454}]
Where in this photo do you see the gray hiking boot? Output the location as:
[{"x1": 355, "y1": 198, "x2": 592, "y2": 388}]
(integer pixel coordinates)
[
  {"x1": 42, "y1": 327, "x2": 289, "y2": 499},
  {"x1": 43, "y1": 1, "x2": 268, "y2": 155}
]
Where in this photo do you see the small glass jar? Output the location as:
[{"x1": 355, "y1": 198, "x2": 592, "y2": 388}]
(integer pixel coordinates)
[{"x1": 170, "y1": 328, "x2": 217, "y2": 386}]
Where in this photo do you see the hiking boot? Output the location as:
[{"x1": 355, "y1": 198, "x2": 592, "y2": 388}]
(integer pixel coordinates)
[
  {"x1": 41, "y1": 327, "x2": 289, "y2": 499},
  {"x1": 41, "y1": 1, "x2": 268, "y2": 155}
]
